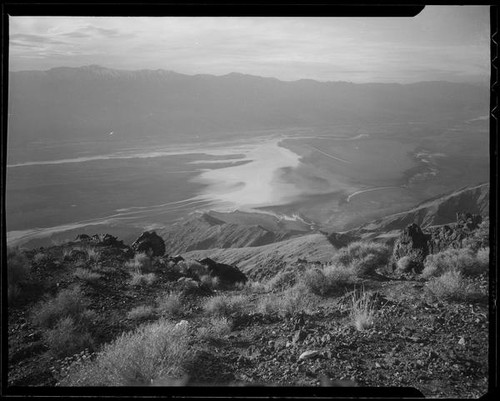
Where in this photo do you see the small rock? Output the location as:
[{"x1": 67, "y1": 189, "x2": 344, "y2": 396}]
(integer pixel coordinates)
[
  {"x1": 175, "y1": 320, "x2": 189, "y2": 329},
  {"x1": 375, "y1": 362, "x2": 381, "y2": 368},
  {"x1": 299, "y1": 350, "x2": 320, "y2": 361},
  {"x1": 293, "y1": 329, "x2": 307, "y2": 344},
  {"x1": 458, "y1": 337, "x2": 466, "y2": 346}
]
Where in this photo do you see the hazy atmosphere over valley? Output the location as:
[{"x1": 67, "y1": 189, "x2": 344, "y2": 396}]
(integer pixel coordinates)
[{"x1": 4, "y1": 5, "x2": 493, "y2": 396}]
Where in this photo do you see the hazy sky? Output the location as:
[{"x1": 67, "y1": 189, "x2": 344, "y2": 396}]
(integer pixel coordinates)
[{"x1": 9, "y1": 6, "x2": 490, "y2": 83}]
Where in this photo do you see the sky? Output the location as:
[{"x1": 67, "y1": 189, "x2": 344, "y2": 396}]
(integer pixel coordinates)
[{"x1": 9, "y1": 6, "x2": 490, "y2": 84}]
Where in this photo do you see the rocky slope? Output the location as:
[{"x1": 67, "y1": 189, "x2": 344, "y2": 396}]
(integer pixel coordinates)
[
  {"x1": 183, "y1": 233, "x2": 335, "y2": 281},
  {"x1": 157, "y1": 211, "x2": 311, "y2": 255}
]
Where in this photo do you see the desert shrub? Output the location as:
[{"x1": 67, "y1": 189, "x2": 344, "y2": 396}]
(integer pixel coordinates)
[
  {"x1": 42, "y1": 316, "x2": 94, "y2": 358},
  {"x1": 276, "y1": 284, "x2": 316, "y2": 317},
  {"x1": 302, "y1": 268, "x2": 327, "y2": 295},
  {"x1": 197, "y1": 316, "x2": 232, "y2": 341},
  {"x1": 476, "y1": 247, "x2": 490, "y2": 272},
  {"x1": 241, "y1": 280, "x2": 267, "y2": 293},
  {"x1": 203, "y1": 294, "x2": 247, "y2": 317},
  {"x1": 199, "y1": 274, "x2": 220, "y2": 290},
  {"x1": 129, "y1": 272, "x2": 156, "y2": 286},
  {"x1": 267, "y1": 269, "x2": 297, "y2": 291},
  {"x1": 125, "y1": 253, "x2": 153, "y2": 274},
  {"x1": 395, "y1": 256, "x2": 419, "y2": 274},
  {"x1": 7, "y1": 247, "x2": 30, "y2": 302},
  {"x1": 59, "y1": 318, "x2": 191, "y2": 386},
  {"x1": 156, "y1": 292, "x2": 185, "y2": 318},
  {"x1": 323, "y1": 264, "x2": 356, "y2": 290},
  {"x1": 62, "y1": 248, "x2": 73, "y2": 260},
  {"x1": 463, "y1": 218, "x2": 489, "y2": 251},
  {"x1": 127, "y1": 305, "x2": 156, "y2": 321},
  {"x1": 31, "y1": 286, "x2": 89, "y2": 329},
  {"x1": 74, "y1": 268, "x2": 102, "y2": 282},
  {"x1": 301, "y1": 265, "x2": 355, "y2": 296},
  {"x1": 85, "y1": 247, "x2": 101, "y2": 263},
  {"x1": 256, "y1": 294, "x2": 281, "y2": 315},
  {"x1": 331, "y1": 241, "x2": 391, "y2": 276},
  {"x1": 425, "y1": 270, "x2": 485, "y2": 302},
  {"x1": 350, "y1": 287, "x2": 376, "y2": 331},
  {"x1": 184, "y1": 261, "x2": 206, "y2": 278},
  {"x1": 32, "y1": 252, "x2": 50, "y2": 264},
  {"x1": 422, "y1": 248, "x2": 486, "y2": 278}
]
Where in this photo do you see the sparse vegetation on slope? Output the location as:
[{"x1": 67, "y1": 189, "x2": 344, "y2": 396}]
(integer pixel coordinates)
[
  {"x1": 7, "y1": 217, "x2": 489, "y2": 396},
  {"x1": 59, "y1": 319, "x2": 191, "y2": 386},
  {"x1": 7, "y1": 247, "x2": 31, "y2": 303}
]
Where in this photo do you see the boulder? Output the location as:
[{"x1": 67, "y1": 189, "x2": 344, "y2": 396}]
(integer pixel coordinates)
[
  {"x1": 131, "y1": 231, "x2": 166, "y2": 257},
  {"x1": 197, "y1": 258, "x2": 248, "y2": 285}
]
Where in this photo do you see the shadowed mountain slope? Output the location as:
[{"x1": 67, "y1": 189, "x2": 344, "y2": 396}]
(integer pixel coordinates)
[{"x1": 348, "y1": 182, "x2": 489, "y2": 242}]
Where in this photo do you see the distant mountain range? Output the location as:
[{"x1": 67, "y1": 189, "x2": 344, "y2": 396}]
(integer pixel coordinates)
[{"x1": 8, "y1": 65, "x2": 488, "y2": 147}]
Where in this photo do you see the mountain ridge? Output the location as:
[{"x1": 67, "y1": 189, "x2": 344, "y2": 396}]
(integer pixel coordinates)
[{"x1": 9, "y1": 65, "x2": 488, "y2": 147}]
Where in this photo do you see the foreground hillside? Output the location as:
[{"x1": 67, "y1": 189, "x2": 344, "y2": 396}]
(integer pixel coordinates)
[{"x1": 6, "y1": 212, "x2": 490, "y2": 396}]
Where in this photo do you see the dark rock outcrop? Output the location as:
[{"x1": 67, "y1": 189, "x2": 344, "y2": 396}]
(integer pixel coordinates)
[
  {"x1": 197, "y1": 258, "x2": 248, "y2": 285},
  {"x1": 427, "y1": 213, "x2": 483, "y2": 254},
  {"x1": 392, "y1": 223, "x2": 430, "y2": 265},
  {"x1": 393, "y1": 212, "x2": 486, "y2": 266},
  {"x1": 131, "y1": 231, "x2": 166, "y2": 257}
]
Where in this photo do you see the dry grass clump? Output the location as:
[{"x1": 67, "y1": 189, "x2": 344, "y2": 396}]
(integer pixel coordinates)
[
  {"x1": 156, "y1": 292, "x2": 185, "y2": 319},
  {"x1": 125, "y1": 253, "x2": 153, "y2": 274},
  {"x1": 31, "y1": 286, "x2": 89, "y2": 329},
  {"x1": 350, "y1": 287, "x2": 376, "y2": 331},
  {"x1": 267, "y1": 269, "x2": 298, "y2": 291},
  {"x1": 422, "y1": 247, "x2": 487, "y2": 278},
  {"x1": 59, "y1": 318, "x2": 191, "y2": 386},
  {"x1": 129, "y1": 272, "x2": 157, "y2": 287},
  {"x1": 197, "y1": 316, "x2": 232, "y2": 341},
  {"x1": 42, "y1": 316, "x2": 94, "y2": 358},
  {"x1": 74, "y1": 268, "x2": 102, "y2": 283},
  {"x1": 127, "y1": 305, "x2": 157, "y2": 321},
  {"x1": 7, "y1": 246, "x2": 30, "y2": 303},
  {"x1": 425, "y1": 270, "x2": 485, "y2": 302},
  {"x1": 257, "y1": 284, "x2": 316, "y2": 317},
  {"x1": 332, "y1": 241, "x2": 391, "y2": 277},
  {"x1": 203, "y1": 294, "x2": 248, "y2": 317}
]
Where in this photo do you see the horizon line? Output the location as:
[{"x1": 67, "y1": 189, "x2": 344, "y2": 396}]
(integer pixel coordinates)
[{"x1": 9, "y1": 64, "x2": 490, "y2": 86}]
